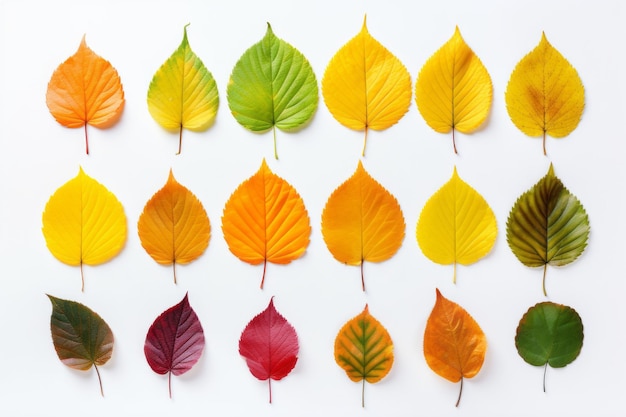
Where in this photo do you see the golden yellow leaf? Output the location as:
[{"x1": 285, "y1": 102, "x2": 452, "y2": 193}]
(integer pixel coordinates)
[
  {"x1": 505, "y1": 33, "x2": 584, "y2": 155},
  {"x1": 415, "y1": 27, "x2": 492, "y2": 154},
  {"x1": 221, "y1": 159, "x2": 311, "y2": 288},
  {"x1": 137, "y1": 169, "x2": 210, "y2": 284},
  {"x1": 42, "y1": 167, "x2": 127, "y2": 291},
  {"x1": 416, "y1": 167, "x2": 496, "y2": 283},
  {"x1": 334, "y1": 304, "x2": 393, "y2": 407},
  {"x1": 321, "y1": 161, "x2": 405, "y2": 291},
  {"x1": 424, "y1": 289, "x2": 486, "y2": 407},
  {"x1": 322, "y1": 15, "x2": 412, "y2": 156}
]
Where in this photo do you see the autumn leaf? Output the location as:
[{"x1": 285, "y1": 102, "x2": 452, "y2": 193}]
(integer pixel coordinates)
[
  {"x1": 239, "y1": 297, "x2": 299, "y2": 403},
  {"x1": 147, "y1": 24, "x2": 219, "y2": 154},
  {"x1": 515, "y1": 302, "x2": 583, "y2": 392},
  {"x1": 334, "y1": 304, "x2": 393, "y2": 408},
  {"x1": 506, "y1": 163, "x2": 589, "y2": 296},
  {"x1": 424, "y1": 289, "x2": 486, "y2": 407},
  {"x1": 415, "y1": 27, "x2": 492, "y2": 154},
  {"x1": 322, "y1": 15, "x2": 411, "y2": 156},
  {"x1": 227, "y1": 23, "x2": 318, "y2": 159},
  {"x1": 505, "y1": 32, "x2": 584, "y2": 155},
  {"x1": 42, "y1": 167, "x2": 127, "y2": 292},
  {"x1": 47, "y1": 295, "x2": 114, "y2": 397},
  {"x1": 416, "y1": 166, "x2": 497, "y2": 283},
  {"x1": 222, "y1": 159, "x2": 310, "y2": 289},
  {"x1": 321, "y1": 161, "x2": 405, "y2": 291},
  {"x1": 137, "y1": 169, "x2": 210, "y2": 284},
  {"x1": 46, "y1": 35, "x2": 125, "y2": 154},
  {"x1": 144, "y1": 293, "x2": 205, "y2": 398}
]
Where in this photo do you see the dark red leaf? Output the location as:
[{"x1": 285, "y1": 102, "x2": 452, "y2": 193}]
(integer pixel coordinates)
[
  {"x1": 239, "y1": 297, "x2": 299, "y2": 403},
  {"x1": 144, "y1": 293, "x2": 204, "y2": 398}
]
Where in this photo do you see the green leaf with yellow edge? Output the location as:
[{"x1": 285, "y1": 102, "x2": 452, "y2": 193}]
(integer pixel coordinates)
[
  {"x1": 505, "y1": 33, "x2": 584, "y2": 155},
  {"x1": 416, "y1": 167, "x2": 497, "y2": 283},
  {"x1": 147, "y1": 24, "x2": 219, "y2": 154},
  {"x1": 334, "y1": 304, "x2": 393, "y2": 408},
  {"x1": 506, "y1": 163, "x2": 589, "y2": 296},
  {"x1": 322, "y1": 15, "x2": 412, "y2": 156},
  {"x1": 227, "y1": 23, "x2": 318, "y2": 159},
  {"x1": 415, "y1": 27, "x2": 492, "y2": 154},
  {"x1": 42, "y1": 167, "x2": 127, "y2": 291}
]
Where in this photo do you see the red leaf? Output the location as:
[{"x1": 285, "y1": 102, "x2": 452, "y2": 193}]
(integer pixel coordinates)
[
  {"x1": 144, "y1": 293, "x2": 204, "y2": 398},
  {"x1": 239, "y1": 297, "x2": 299, "y2": 403}
]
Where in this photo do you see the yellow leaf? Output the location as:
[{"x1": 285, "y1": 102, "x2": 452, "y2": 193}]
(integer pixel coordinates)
[
  {"x1": 505, "y1": 32, "x2": 584, "y2": 155},
  {"x1": 321, "y1": 161, "x2": 405, "y2": 291},
  {"x1": 322, "y1": 15, "x2": 412, "y2": 156},
  {"x1": 221, "y1": 159, "x2": 311, "y2": 289},
  {"x1": 42, "y1": 167, "x2": 127, "y2": 291},
  {"x1": 415, "y1": 27, "x2": 492, "y2": 154},
  {"x1": 416, "y1": 167, "x2": 496, "y2": 283},
  {"x1": 137, "y1": 169, "x2": 210, "y2": 284}
]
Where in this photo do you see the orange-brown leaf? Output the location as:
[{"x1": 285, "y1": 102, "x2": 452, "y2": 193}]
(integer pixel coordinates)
[
  {"x1": 221, "y1": 159, "x2": 311, "y2": 288},
  {"x1": 424, "y1": 289, "x2": 486, "y2": 406},
  {"x1": 46, "y1": 35, "x2": 125, "y2": 154},
  {"x1": 137, "y1": 170, "x2": 210, "y2": 283}
]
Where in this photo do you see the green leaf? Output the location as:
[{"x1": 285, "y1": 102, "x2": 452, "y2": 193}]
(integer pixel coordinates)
[
  {"x1": 515, "y1": 302, "x2": 583, "y2": 392},
  {"x1": 506, "y1": 163, "x2": 589, "y2": 296},
  {"x1": 147, "y1": 24, "x2": 219, "y2": 154},
  {"x1": 47, "y1": 295, "x2": 114, "y2": 396},
  {"x1": 227, "y1": 22, "x2": 318, "y2": 159}
]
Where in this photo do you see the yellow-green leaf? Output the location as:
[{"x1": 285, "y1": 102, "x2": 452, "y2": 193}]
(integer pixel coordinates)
[
  {"x1": 321, "y1": 161, "x2": 405, "y2": 291},
  {"x1": 322, "y1": 15, "x2": 412, "y2": 156},
  {"x1": 42, "y1": 167, "x2": 127, "y2": 291},
  {"x1": 505, "y1": 33, "x2": 584, "y2": 155},
  {"x1": 416, "y1": 167, "x2": 497, "y2": 283},
  {"x1": 415, "y1": 27, "x2": 492, "y2": 154},
  {"x1": 334, "y1": 304, "x2": 393, "y2": 407},
  {"x1": 147, "y1": 24, "x2": 219, "y2": 154}
]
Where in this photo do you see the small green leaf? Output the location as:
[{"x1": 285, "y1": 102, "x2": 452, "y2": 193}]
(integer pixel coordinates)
[
  {"x1": 515, "y1": 302, "x2": 583, "y2": 392},
  {"x1": 227, "y1": 23, "x2": 318, "y2": 159},
  {"x1": 147, "y1": 24, "x2": 219, "y2": 154},
  {"x1": 506, "y1": 163, "x2": 589, "y2": 296},
  {"x1": 47, "y1": 295, "x2": 114, "y2": 396}
]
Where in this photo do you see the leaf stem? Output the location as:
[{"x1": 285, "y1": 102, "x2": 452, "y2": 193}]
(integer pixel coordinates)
[
  {"x1": 453, "y1": 262, "x2": 457, "y2": 285},
  {"x1": 268, "y1": 378, "x2": 272, "y2": 403},
  {"x1": 177, "y1": 126, "x2": 183, "y2": 155},
  {"x1": 80, "y1": 262, "x2": 85, "y2": 292},
  {"x1": 94, "y1": 364, "x2": 104, "y2": 397},
  {"x1": 542, "y1": 264, "x2": 548, "y2": 297},
  {"x1": 173, "y1": 262, "x2": 177, "y2": 285},
  {"x1": 543, "y1": 363, "x2": 548, "y2": 393},
  {"x1": 260, "y1": 259, "x2": 267, "y2": 289},
  {"x1": 169, "y1": 370, "x2": 172, "y2": 399},
  {"x1": 452, "y1": 128, "x2": 458, "y2": 154},
  {"x1": 362, "y1": 378, "x2": 365, "y2": 408},
  {"x1": 273, "y1": 126, "x2": 278, "y2": 160},
  {"x1": 360, "y1": 261, "x2": 365, "y2": 292},
  {"x1": 455, "y1": 376, "x2": 463, "y2": 407},
  {"x1": 543, "y1": 131, "x2": 547, "y2": 156},
  {"x1": 84, "y1": 124, "x2": 89, "y2": 155},
  {"x1": 361, "y1": 128, "x2": 369, "y2": 157}
]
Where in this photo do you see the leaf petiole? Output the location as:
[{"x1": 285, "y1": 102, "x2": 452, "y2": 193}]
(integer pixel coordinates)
[
  {"x1": 543, "y1": 363, "x2": 548, "y2": 393},
  {"x1": 273, "y1": 126, "x2": 278, "y2": 160},
  {"x1": 362, "y1": 378, "x2": 365, "y2": 408},
  {"x1": 84, "y1": 124, "x2": 89, "y2": 155},
  {"x1": 362, "y1": 127, "x2": 368, "y2": 157},
  {"x1": 455, "y1": 377, "x2": 463, "y2": 407},
  {"x1": 177, "y1": 126, "x2": 183, "y2": 155},
  {"x1": 94, "y1": 364, "x2": 104, "y2": 397},
  {"x1": 542, "y1": 264, "x2": 548, "y2": 297}
]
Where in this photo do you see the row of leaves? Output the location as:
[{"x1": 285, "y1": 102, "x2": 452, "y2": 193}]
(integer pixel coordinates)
[
  {"x1": 42, "y1": 160, "x2": 590, "y2": 296},
  {"x1": 46, "y1": 18, "x2": 585, "y2": 157},
  {"x1": 47, "y1": 291, "x2": 584, "y2": 407}
]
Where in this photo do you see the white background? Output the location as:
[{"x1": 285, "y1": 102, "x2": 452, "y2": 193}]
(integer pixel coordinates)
[{"x1": 0, "y1": 0, "x2": 623, "y2": 416}]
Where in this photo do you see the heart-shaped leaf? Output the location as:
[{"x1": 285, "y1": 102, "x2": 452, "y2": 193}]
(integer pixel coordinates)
[
  {"x1": 322, "y1": 15, "x2": 412, "y2": 156},
  {"x1": 147, "y1": 24, "x2": 219, "y2": 154},
  {"x1": 415, "y1": 27, "x2": 492, "y2": 153},
  {"x1": 144, "y1": 293, "x2": 205, "y2": 398},
  {"x1": 506, "y1": 163, "x2": 589, "y2": 296},
  {"x1": 334, "y1": 304, "x2": 393, "y2": 408},
  {"x1": 416, "y1": 166, "x2": 497, "y2": 283},
  {"x1": 227, "y1": 23, "x2": 318, "y2": 159},
  {"x1": 221, "y1": 159, "x2": 311, "y2": 289},
  {"x1": 46, "y1": 35, "x2": 125, "y2": 154},
  {"x1": 321, "y1": 161, "x2": 405, "y2": 291},
  {"x1": 505, "y1": 33, "x2": 584, "y2": 155},
  {"x1": 423, "y1": 289, "x2": 486, "y2": 407},
  {"x1": 515, "y1": 301, "x2": 583, "y2": 392},
  {"x1": 47, "y1": 295, "x2": 114, "y2": 396},
  {"x1": 42, "y1": 167, "x2": 127, "y2": 291},
  {"x1": 137, "y1": 169, "x2": 211, "y2": 284},
  {"x1": 239, "y1": 297, "x2": 299, "y2": 403}
]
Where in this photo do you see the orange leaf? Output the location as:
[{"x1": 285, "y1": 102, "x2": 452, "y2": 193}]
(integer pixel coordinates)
[
  {"x1": 46, "y1": 35, "x2": 125, "y2": 154},
  {"x1": 221, "y1": 159, "x2": 311, "y2": 289},
  {"x1": 423, "y1": 289, "x2": 486, "y2": 407},
  {"x1": 137, "y1": 170, "x2": 210, "y2": 284},
  {"x1": 321, "y1": 161, "x2": 405, "y2": 291}
]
